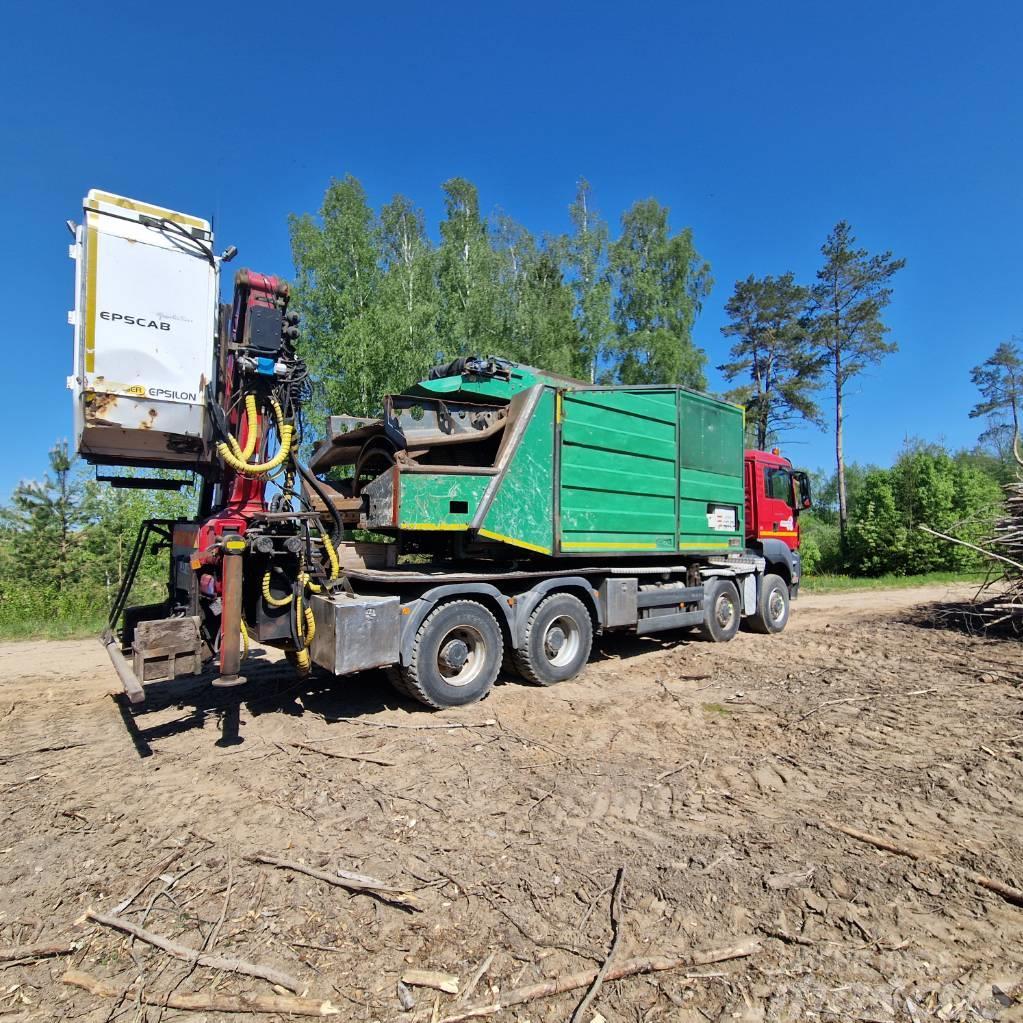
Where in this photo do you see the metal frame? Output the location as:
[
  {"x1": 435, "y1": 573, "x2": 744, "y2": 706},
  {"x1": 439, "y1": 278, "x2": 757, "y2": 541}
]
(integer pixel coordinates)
[{"x1": 469, "y1": 384, "x2": 544, "y2": 532}]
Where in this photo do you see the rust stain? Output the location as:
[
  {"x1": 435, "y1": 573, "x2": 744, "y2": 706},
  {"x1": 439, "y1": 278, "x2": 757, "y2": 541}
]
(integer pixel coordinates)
[
  {"x1": 86, "y1": 392, "x2": 119, "y2": 420},
  {"x1": 138, "y1": 408, "x2": 158, "y2": 431}
]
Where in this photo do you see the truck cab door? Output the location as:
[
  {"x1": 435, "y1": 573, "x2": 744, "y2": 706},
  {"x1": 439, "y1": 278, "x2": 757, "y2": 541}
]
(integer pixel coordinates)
[{"x1": 759, "y1": 464, "x2": 799, "y2": 548}]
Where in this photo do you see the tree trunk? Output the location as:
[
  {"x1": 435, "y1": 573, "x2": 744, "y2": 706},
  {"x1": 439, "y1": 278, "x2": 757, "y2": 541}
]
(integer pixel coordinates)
[{"x1": 835, "y1": 355, "x2": 847, "y2": 551}]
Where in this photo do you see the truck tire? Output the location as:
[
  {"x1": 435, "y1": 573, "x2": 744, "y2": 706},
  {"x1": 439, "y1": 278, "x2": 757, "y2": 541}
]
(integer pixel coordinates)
[
  {"x1": 388, "y1": 600, "x2": 503, "y2": 709},
  {"x1": 747, "y1": 573, "x2": 790, "y2": 634},
  {"x1": 699, "y1": 578, "x2": 741, "y2": 643},
  {"x1": 512, "y1": 593, "x2": 593, "y2": 686}
]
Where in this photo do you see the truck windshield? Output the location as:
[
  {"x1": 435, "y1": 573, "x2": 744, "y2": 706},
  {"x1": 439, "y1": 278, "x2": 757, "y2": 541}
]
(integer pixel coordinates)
[{"x1": 765, "y1": 467, "x2": 793, "y2": 504}]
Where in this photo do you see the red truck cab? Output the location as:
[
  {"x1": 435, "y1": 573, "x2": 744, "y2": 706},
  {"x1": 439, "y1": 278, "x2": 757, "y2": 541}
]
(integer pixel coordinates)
[{"x1": 743, "y1": 449, "x2": 812, "y2": 596}]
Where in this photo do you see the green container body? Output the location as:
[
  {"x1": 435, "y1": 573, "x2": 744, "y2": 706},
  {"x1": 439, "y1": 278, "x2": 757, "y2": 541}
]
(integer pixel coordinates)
[{"x1": 388, "y1": 384, "x2": 745, "y2": 557}]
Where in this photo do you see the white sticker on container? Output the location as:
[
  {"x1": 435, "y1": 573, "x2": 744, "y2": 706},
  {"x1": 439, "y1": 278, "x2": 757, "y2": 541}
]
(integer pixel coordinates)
[{"x1": 707, "y1": 506, "x2": 736, "y2": 531}]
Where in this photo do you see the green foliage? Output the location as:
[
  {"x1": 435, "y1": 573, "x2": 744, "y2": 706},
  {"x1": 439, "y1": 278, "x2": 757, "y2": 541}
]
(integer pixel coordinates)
[
  {"x1": 719, "y1": 273, "x2": 822, "y2": 449},
  {"x1": 797, "y1": 513, "x2": 842, "y2": 575},
  {"x1": 290, "y1": 174, "x2": 714, "y2": 418},
  {"x1": 607, "y1": 199, "x2": 711, "y2": 388},
  {"x1": 437, "y1": 178, "x2": 503, "y2": 358},
  {"x1": 565, "y1": 179, "x2": 612, "y2": 383},
  {"x1": 845, "y1": 445, "x2": 1003, "y2": 576},
  {"x1": 376, "y1": 194, "x2": 440, "y2": 390},
  {"x1": 0, "y1": 444, "x2": 194, "y2": 637},
  {"x1": 801, "y1": 570, "x2": 990, "y2": 594},
  {"x1": 289, "y1": 175, "x2": 385, "y2": 423}
]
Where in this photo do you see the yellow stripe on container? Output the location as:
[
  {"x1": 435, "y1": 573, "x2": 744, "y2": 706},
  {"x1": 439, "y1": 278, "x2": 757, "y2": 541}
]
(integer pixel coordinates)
[
  {"x1": 84, "y1": 214, "x2": 99, "y2": 374},
  {"x1": 562, "y1": 540, "x2": 658, "y2": 550},
  {"x1": 400, "y1": 522, "x2": 468, "y2": 531},
  {"x1": 86, "y1": 191, "x2": 208, "y2": 230},
  {"x1": 478, "y1": 528, "x2": 551, "y2": 555}
]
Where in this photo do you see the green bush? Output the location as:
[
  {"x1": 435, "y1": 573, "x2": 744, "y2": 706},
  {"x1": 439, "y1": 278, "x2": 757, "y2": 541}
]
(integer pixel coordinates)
[
  {"x1": 798, "y1": 514, "x2": 842, "y2": 575},
  {"x1": 845, "y1": 449, "x2": 1002, "y2": 576}
]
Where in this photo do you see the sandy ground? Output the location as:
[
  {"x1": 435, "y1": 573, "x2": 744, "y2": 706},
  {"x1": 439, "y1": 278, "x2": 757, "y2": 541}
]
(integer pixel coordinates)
[{"x1": 1, "y1": 581, "x2": 1022, "y2": 1023}]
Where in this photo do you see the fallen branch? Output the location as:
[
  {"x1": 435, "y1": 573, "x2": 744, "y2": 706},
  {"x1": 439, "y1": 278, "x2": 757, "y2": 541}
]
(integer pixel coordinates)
[
  {"x1": 111, "y1": 847, "x2": 188, "y2": 914},
  {"x1": 84, "y1": 909, "x2": 301, "y2": 991},
  {"x1": 436, "y1": 938, "x2": 760, "y2": 1023},
  {"x1": 0, "y1": 742, "x2": 86, "y2": 764},
  {"x1": 62, "y1": 970, "x2": 337, "y2": 1016},
  {"x1": 245, "y1": 854, "x2": 421, "y2": 911},
  {"x1": 570, "y1": 866, "x2": 625, "y2": 1023},
  {"x1": 402, "y1": 969, "x2": 459, "y2": 994},
  {"x1": 758, "y1": 926, "x2": 814, "y2": 947},
  {"x1": 791, "y1": 688, "x2": 937, "y2": 726},
  {"x1": 459, "y1": 952, "x2": 495, "y2": 1004},
  {"x1": 287, "y1": 742, "x2": 395, "y2": 767},
  {"x1": 918, "y1": 525, "x2": 1023, "y2": 573},
  {"x1": 824, "y1": 820, "x2": 1023, "y2": 908},
  {"x1": 0, "y1": 941, "x2": 75, "y2": 963}
]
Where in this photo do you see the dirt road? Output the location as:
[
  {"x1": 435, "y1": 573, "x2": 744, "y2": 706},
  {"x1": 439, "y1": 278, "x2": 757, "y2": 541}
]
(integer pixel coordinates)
[{"x1": 1, "y1": 582, "x2": 1021, "y2": 1022}]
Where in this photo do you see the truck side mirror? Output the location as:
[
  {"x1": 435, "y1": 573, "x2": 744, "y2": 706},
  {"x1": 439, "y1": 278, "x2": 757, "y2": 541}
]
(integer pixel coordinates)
[{"x1": 793, "y1": 471, "x2": 812, "y2": 510}]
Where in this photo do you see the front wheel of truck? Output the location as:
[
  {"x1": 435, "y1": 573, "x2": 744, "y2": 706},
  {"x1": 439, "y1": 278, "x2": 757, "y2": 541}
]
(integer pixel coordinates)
[{"x1": 389, "y1": 600, "x2": 503, "y2": 709}]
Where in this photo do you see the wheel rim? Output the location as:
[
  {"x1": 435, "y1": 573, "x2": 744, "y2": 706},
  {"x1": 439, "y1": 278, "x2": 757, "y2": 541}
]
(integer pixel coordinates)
[
  {"x1": 543, "y1": 614, "x2": 581, "y2": 667},
  {"x1": 767, "y1": 587, "x2": 786, "y2": 623},
  {"x1": 436, "y1": 625, "x2": 487, "y2": 687},
  {"x1": 715, "y1": 592, "x2": 736, "y2": 630}
]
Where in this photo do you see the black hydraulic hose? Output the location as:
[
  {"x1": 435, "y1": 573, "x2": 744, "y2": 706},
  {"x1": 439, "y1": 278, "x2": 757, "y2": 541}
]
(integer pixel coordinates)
[{"x1": 295, "y1": 458, "x2": 344, "y2": 545}]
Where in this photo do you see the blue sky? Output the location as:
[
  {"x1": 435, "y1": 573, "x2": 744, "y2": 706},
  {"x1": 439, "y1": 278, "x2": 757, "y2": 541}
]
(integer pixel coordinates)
[{"x1": 2, "y1": 0, "x2": 1020, "y2": 498}]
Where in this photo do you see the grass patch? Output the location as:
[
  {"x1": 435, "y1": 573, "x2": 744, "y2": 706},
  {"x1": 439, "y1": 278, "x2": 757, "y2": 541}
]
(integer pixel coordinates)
[
  {"x1": 801, "y1": 570, "x2": 990, "y2": 594},
  {"x1": 701, "y1": 702, "x2": 733, "y2": 715},
  {"x1": 0, "y1": 615, "x2": 107, "y2": 643}
]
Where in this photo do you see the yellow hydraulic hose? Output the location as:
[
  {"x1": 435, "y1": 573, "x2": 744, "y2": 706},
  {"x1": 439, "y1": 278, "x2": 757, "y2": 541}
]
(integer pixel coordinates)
[
  {"x1": 292, "y1": 589, "x2": 311, "y2": 675},
  {"x1": 262, "y1": 571, "x2": 293, "y2": 607},
  {"x1": 239, "y1": 395, "x2": 259, "y2": 459},
  {"x1": 321, "y1": 532, "x2": 340, "y2": 581},
  {"x1": 299, "y1": 570, "x2": 321, "y2": 594},
  {"x1": 240, "y1": 619, "x2": 250, "y2": 658},
  {"x1": 217, "y1": 395, "x2": 293, "y2": 476}
]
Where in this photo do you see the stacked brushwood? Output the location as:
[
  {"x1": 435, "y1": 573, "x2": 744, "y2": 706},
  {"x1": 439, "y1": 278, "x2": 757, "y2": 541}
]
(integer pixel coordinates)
[
  {"x1": 921, "y1": 435, "x2": 1023, "y2": 638},
  {"x1": 983, "y1": 466, "x2": 1023, "y2": 630}
]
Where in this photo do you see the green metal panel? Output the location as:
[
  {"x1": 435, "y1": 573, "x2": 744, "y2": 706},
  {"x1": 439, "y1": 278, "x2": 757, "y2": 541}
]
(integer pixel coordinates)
[
  {"x1": 678, "y1": 391, "x2": 745, "y2": 551},
  {"x1": 479, "y1": 388, "x2": 555, "y2": 554},
  {"x1": 398, "y1": 473, "x2": 491, "y2": 531},
  {"x1": 559, "y1": 389, "x2": 678, "y2": 552},
  {"x1": 389, "y1": 380, "x2": 745, "y2": 559}
]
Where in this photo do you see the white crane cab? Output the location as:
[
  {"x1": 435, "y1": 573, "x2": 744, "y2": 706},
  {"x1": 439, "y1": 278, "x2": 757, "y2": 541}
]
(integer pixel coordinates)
[{"x1": 68, "y1": 189, "x2": 219, "y2": 469}]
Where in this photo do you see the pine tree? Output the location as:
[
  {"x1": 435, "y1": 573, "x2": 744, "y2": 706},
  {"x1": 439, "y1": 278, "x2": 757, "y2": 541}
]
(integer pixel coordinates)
[
  {"x1": 811, "y1": 221, "x2": 905, "y2": 548},
  {"x1": 607, "y1": 199, "x2": 711, "y2": 388},
  {"x1": 0, "y1": 442, "x2": 87, "y2": 593},
  {"x1": 719, "y1": 273, "x2": 822, "y2": 449},
  {"x1": 969, "y1": 339, "x2": 1022, "y2": 462}
]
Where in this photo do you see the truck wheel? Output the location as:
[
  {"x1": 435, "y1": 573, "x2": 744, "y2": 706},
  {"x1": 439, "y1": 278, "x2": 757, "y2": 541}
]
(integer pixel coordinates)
[
  {"x1": 512, "y1": 593, "x2": 593, "y2": 686},
  {"x1": 699, "y1": 579, "x2": 741, "y2": 643},
  {"x1": 390, "y1": 600, "x2": 503, "y2": 709},
  {"x1": 747, "y1": 574, "x2": 790, "y2": 634}
]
